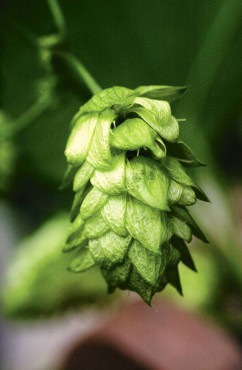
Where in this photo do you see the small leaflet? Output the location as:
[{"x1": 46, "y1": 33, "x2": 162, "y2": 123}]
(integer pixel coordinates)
[
  {"x1": 74, "y1": 86, "x2": 135, "y2": 118},
  {"x1": 168, "y1": 179, "x2": 183, "y2": 204},
  {"x1": 89, "y1": 231, "x2": 132, "y2": 269},
  {"x1": 134, "y1": 85, "x2": 188, "y2": 102},
  {"x1": 165, "y1": 157, "x2": 195, "y2": 186},
  {"x1": 171, "y1": 206, "x2": 208, "y2": 243},
  {"x1": 60, "y1": 165, "x2": 78, "y2": 190},
  {"x1": 126, "y1": 156, "x2": 170, "y2": 210},
  {"x1": 178, "y1": 186, "x2": 196, "y2": 206},
  {"x1": 192, "y1": 183, "x2": 210, "y2": 202},
  {"x1": 67, "y1": 212, "x2": 85, "y2": 240},
  {"x1": 73, "y1": 161, "x2": 94, "y2": 192},
  {"x1": 84, "y1": 212, "x2": 109, "y2": 238},
  {"x1": 64, "y1": 214, "x2": 86, "y2": 252},
  {"x1": 170, "y1": 216, "x2": 192, "y2": 242},
  {"x1": 101, "y1": 195, "x2": 127, "y2": 236},
  {"x1": 166, "y1": 266, "x2": 183, "y2": 295},
  {"x1": 101, "y1": 257, "x2": 131, "y2": 293},
  {"x1": 171, "y1": 237, "x2": 197, "y2": 272},
  {"x1": 110, "y1": 118, "x2": 166, "y2": 158},
  {"x1": 134, "y1": 97, "x2": 171, "y2": 123},
  {"x1": 128, "y1": 239, "x2": 162, "y2": 286},
  {"x1": 126, "y1": 196, "x2": 169, "y2": 254},
  {"x1": 91, "y1": 152, "x2": 126, "y2": 194},
  {"x1": 168, "y1": 180, "x2": 197, "y2": 206},
  {"x1": 165, "y1": 141, "x2": 206, "y2": 167},
  {"x1": 70, "y1": 185, "x2": 89, "y2": 222},
  {"x1": 86, "y1": 109, "x2": 117, "y2": 170},
  {"x1": 128, "y1": 267, "x2": 156, "y2": 305},
  {"x1": 166, "y1": 158, "x2": 209, "y2": 201},
  {"x1": 69, "y1": 248, "x2": 95, "y2": 272},
  {"x1": 158, "y1": 115, "x2": 179, "y2": 143},
  {"x1": 132, "y1": 97, "x2": 179, "y2": 142},
  {"x1": 80, "y1": 187, "x2": 108, "y2": 220},
  {"x1": 65, "y1": 113, "x2": 98, "y2": 165},
  {"x1": 166, "y1": 243, "x2": 181, "y2": 267}
]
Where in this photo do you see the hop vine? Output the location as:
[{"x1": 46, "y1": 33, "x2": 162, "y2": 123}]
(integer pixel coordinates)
[{"x1": 62, "y1": 85, "x2": 209, "y2": 304}]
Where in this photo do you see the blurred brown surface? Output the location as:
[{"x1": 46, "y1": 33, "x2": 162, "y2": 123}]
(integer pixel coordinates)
[{"x1": 61, "y1": 298, "x2": 242, "y2": 370}]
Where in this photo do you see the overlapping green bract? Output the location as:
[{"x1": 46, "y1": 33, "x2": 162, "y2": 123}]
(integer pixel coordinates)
[{"x1": 63, "y1": 85, "x2": 209, "y2": 304}]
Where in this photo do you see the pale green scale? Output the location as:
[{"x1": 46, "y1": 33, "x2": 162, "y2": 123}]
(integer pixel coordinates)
[
  {"x1": 65, "y1": 113, "x2": 98, "y2": 165},
  {"x1": 110, "y1": 118, "x2": 166, "y2": 158},
  {"x1": 126, "y1": 156, "x2": 170, "y2": 211},
  {"x1": 165, "y1": 157, "x2": 195, "y2": 186},
  {"x1": 134, "y1": 85, "x2": 187, "y2": 101},
  {"x1": 101, "y1": 257, "x2": 131, "y2": 292},
  {"x1": 134, "y1": 97, "x2": 171, "y2": 124},
  {"x1": 172, "y1": 206, "x2": 208, "y2": 243},
  {"x1": 170, "y1": 216, "x2": 192, "y2": 242},
  {"x1": 128, "y1": 239, "x2": 162, "y2": 286},
  {"x1": 91, "y1": 152, "x2": 126, "y2": 194},
  {"x1": 178, "y1": 186, "x2": 196, "y2": 206},
  {"x1": 101, "y1": 194, "x2": 127, "y2": 236},
  {"x1": 160, "y1": 212, "x2": 173, "y2": 242},
  {"x1": 89, "y1": 231, "x2": 132, "y2": 269},
  {"x1": 70, "y1": 186, "x2": 88, "y2": 222},
  {"x1": 126, "y1": 196, "x2": 165, "y2": 254},
  {"x1": 166, "y1": 158, "x2": 209, "y2": 202},
  {"x1": 168, "y1": 179, "x2": 184, "y2": 204},
  {"x1": 80, "y1": 187, "x2": 108, "y2": 220},
  {"x1": 168, "y1": 180, "x2": 196, "y2": 206},
  {"x1": 69, "y1": 248, "x2": 96, "y2": 273},
  {"x1": 73, "y1": 161, "x2": 95, "y2": 192},
  {"x1": 64, "y1": 213, "x2": 86, "y2": 252},
  {"x1": 84, "y1": 212, "x2": 109, "y2": 238},
  {"x1": 86, "y1": 109, "x2": 117, "y2": 170},
  {"x1": 131, "y1": 97, "x2": 179, "y2": 142},
  {"x1": 64, "y1": 228, "x2": 87, "y2": 252},
  {"x1": 74, "y1": 86, "x2": 135, "y2": 118}
]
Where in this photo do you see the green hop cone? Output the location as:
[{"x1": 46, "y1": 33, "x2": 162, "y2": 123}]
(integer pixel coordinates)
[{"x1": 62, "y1": 85, "x2": 209, "y2": 304}]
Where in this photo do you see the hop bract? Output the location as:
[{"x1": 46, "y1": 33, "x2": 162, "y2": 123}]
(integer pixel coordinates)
[{"x1": 63, "y1": 85, "x2": 209, "y2": 304}]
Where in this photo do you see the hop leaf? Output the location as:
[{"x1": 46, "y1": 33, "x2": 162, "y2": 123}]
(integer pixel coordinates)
[{"x1": 63, "y1": 85, "x2": 209, "y2": 304}]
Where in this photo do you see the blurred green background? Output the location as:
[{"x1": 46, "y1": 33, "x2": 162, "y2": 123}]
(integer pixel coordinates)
[{"x1": 1, "y1": 0, "x2": 242, "y2": 342}]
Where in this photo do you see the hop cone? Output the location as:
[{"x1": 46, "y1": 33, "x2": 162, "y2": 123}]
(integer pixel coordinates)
[{"x1": 63, "y1": 85, "x2": 209, "y2": 304}]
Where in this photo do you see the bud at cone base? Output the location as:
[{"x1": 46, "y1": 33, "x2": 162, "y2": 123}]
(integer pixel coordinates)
[{"x1": 62, "y1": 85, "x2": 209, "y2": 305}]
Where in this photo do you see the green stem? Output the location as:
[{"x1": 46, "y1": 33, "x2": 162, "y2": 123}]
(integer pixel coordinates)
[
  {"x1": 45, "y1": 0, "x2": 101, "y2": 94},
  {"x1": 53, "y1": 52, "x2": 102, "y2": 95},
  {"x1": 6, "y1": 0, "x2": 101, "y2": 97},
  {"x1": 46, "y1": 0, "x2": 67, "y2": 39},
  {"x1": 2, "y1": 1, "x2": 101, "y2": 142}
]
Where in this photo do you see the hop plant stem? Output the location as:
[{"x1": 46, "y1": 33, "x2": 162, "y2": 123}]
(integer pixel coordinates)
[{"x1": 52, "y1": 52, "x2": 102, "y2": 95}]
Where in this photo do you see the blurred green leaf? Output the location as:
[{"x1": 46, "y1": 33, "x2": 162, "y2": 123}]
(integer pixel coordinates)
[{"x1": 1, "y1": 213, "x2": 110, "y2": 319}]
